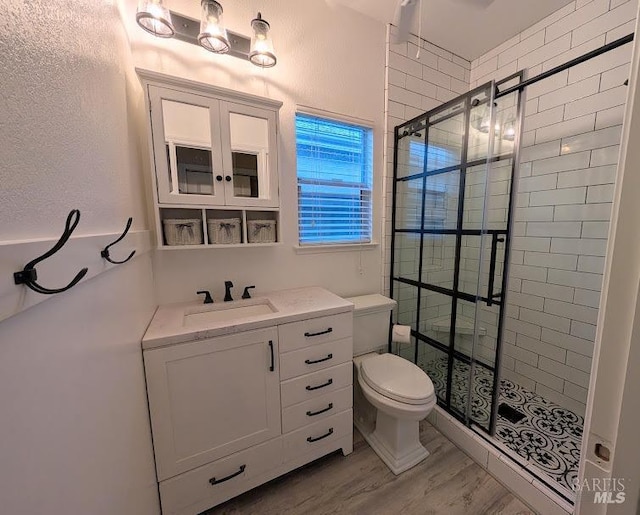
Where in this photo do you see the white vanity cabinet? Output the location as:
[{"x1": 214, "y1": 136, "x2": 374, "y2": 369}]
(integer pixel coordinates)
[
  {"x1": 142, "y1": 293, "x2": 354, "y2": 515},
  {"x1": 278, "y1": 313, "x2": 354, "y2": 465},
  {"x1": 144, "y1": 327, "x2": 281, "y2": 481}
]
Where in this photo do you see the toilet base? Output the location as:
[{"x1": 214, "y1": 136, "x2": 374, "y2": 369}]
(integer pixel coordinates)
[{"x1": 360, "y1": 410, "x2": 429, "y2": 475}]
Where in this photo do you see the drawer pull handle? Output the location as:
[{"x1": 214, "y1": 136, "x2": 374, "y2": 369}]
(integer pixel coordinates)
[
  {"x1": 304, "y1": 328, "x2": 333, "y2": 337},
  {"x1": 307, "y1": 403, "x2": 333, "y2": 417},
  {"x1": 268, "y1": 340, "x2": 275, "y2": 372},
  {"x1": 307, "y1": 428, "x2": 334, "y2": 443},
  {"x1": 306, "y1": 378, "x2": 333, "y2": 391},
  {"x1": 208, "y1": 464, "x2": 246, "y2": 486},
  {"x1": 305, "y1": 353, "x2": 333, "y2": 365}
]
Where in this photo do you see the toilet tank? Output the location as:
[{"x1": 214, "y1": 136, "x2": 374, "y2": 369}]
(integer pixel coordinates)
[{"x1": 345, "y1": 294, "x2": 397, "y2": 356}]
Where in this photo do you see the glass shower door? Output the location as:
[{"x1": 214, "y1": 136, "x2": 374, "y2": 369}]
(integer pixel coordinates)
[
  {"x1": 391, "y1": 74, "x2": 523, "y2": 434},
  {"x1": 467, "y1": 75, "x2": 522, "y2": 432}
]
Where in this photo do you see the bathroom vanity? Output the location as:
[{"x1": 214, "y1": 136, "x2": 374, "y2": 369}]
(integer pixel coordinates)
[{"x1": 142, "y1": 287, "x2": 354, "y2": 514}]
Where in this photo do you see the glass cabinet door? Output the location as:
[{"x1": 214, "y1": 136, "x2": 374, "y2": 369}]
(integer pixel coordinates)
[
  {"x1": 220, "y1": 102, "x2": 279, "y2": 207},
  {"x1": 149, "y1": 86, "x2": 225, "y2": 205}
]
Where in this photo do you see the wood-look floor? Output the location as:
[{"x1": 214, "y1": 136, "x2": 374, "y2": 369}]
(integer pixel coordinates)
[{"x1": 205, "y1": 421, "x2": 534, "y2": 515}]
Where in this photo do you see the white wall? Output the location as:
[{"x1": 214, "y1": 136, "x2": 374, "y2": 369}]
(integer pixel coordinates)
[
  {"x1": 0, "y1": 1, "x2": 159, "y2": 513},
  {"x1": 121, "y1": 0, "x2": 388, "y2": 304},
  {"x1": 470, "y1": 0, "x2": 638, "y2": 415}
]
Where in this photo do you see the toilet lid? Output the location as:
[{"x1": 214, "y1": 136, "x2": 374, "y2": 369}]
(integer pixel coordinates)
[{"x1": 361, "y1": 353, "x2": 435, "y2": 405}]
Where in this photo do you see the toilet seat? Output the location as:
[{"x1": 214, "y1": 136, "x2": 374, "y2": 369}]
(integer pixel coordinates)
[{"x1": 360, "y1": 353, "x2": 435, "y2": 405}]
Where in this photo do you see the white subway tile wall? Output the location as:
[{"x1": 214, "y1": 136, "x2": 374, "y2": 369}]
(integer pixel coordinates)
[
  {"x1": 383, "y1": 26, "x2": 472, "y2": 296},
  {"x1": 468, "y1": 0, "x2": 637, "y2": 415},
  {"x1": 383, "y1": 27, "x2": 473, "y2": 368}
]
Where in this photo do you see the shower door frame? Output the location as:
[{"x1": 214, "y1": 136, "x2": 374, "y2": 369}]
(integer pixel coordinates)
[{"x1": 389, "y1": 72, "x2": 524, "y2": 435}]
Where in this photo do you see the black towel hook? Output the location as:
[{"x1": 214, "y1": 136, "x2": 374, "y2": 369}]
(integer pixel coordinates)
[
  {"x1": 101, "y1": 217, "x2": 136, "y2": 265},
  {"x1": 14, "y1": 209, "x2": 88, "y2": 295}
]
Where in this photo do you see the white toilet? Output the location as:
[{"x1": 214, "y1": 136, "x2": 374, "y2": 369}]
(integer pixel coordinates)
[{"x1": 346, "y1": 294, "x2": 436, "y2": 475}]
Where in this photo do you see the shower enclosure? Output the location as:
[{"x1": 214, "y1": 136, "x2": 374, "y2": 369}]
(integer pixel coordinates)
[
  {"x1": 390, "y1": 73, "x2": 523, "y2": 434},
  {"x1": 388, "y1": 33, "x2": 634, "y2": 503}
]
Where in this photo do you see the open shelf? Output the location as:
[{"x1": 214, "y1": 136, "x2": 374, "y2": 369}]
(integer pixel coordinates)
[
  {"x1": 157, "y1": 205, "x2": 280, "y2": 249},
  {"x1": 158, "y1": 242, "x2": 282, "y2": 250}
]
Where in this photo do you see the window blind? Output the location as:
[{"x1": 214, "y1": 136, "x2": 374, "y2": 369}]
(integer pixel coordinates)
[{"x1": 295, "y1": 113, "x2": 373, "y2": 245}]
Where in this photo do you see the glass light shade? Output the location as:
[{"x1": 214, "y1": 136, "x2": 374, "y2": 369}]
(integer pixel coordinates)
[
  {"x1": 471, "y1": 104, "x2": 490, "y2": 133},
  {"x1": 249, "y1": 13, "x2": 277, "y2": 68},
  {"x1": 198, "y1": 0, "x2": 230, "y2": 54},
  {"x1": 136, "y1": 0, "x2": 175, "y2": 38},
  {"x1": 470, "y1": 105, "x2": 501, "y2": 136},
  {"x1": 502, "y1": 120, "x2": 516, "y2": 141}
]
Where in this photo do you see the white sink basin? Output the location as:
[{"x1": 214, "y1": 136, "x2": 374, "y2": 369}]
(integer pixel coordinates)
[{"x1": 184, "y1": 300, "x2": 277, "y2": 327}]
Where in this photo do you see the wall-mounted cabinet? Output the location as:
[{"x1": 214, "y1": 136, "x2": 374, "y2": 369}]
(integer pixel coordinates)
[{"x1": 138, "y1": 69, "x2": 282, "y2": 249}]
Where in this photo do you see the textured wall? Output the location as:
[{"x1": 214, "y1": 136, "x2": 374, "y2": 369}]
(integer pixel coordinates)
[
  {"x1": 470, "y1": 0, "x2": 638, "y2": 415},
  {"x1": 0, "y1": 0, "x2": 148, "y2": 239},
  {"x1": 121, "y1": 0, "x2": 388, "y2": 304},
  {"x1": 0, "y1": 1, "x2": 159, "y2": 513}
]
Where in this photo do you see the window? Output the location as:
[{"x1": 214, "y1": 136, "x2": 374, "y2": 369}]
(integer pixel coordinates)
[{"x1": 295, "y1": 113, "x2": 373, "y2": 245}]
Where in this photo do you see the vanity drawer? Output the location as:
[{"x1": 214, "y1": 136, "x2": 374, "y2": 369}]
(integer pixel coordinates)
[
  {"x1": 159, "y1": 437, "x2": 283, "y2": 515},
  {"x1": 278, "y1": 312, "x2": 352, "y2": 352},
  {"x1": 282, "y1": 386, "x2": 352, "y2": 434},
  {"x1": 283, "y1": 409, "x2": 353, "y2": 463},
  {"x1": 279, "y1": 337, "x2": 352, "y2": 380},
  {"x1": 280, "y1": 362, "x2": 352, "y2": 408}
]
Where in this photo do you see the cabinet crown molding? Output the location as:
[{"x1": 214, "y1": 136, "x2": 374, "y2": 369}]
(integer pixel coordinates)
[{"x1": 136, "y1": 68, "x2": 284, "y2": 110}]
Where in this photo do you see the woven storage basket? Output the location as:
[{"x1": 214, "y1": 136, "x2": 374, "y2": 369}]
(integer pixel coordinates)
[
  {"x1": 208, "y1": 218, "x2": 242, "y2": 244},
  {"x1": 162, "y1": 219, "x2": 203, "y2": 245},
  {"x1": 247, "y1": 220, "x2": 277, "y2": 243}
]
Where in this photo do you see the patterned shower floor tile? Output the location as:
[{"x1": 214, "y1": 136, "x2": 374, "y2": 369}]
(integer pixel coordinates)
[{"x1": 422, "y1": 356, "x2": 583, "y2": 493}]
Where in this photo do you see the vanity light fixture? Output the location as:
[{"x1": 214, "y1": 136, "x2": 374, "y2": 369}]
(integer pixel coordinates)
[
  {"x1": 136, "y1": 0, "x2": 175, "y2": 38},
  {"x1": 135, "y1": 1, "x2": 277, "y2": 68},
  {"x1": 198, "y1": 0, "x2": 230, "y2": 54},
  {"x1": 249, "y1": 13, "x2": 277, "y2": 68}
]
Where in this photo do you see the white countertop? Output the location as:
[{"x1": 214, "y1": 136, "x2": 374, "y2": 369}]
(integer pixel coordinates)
[{"x1": 142, "y1": 286, "x2": 354, "y2": 350}]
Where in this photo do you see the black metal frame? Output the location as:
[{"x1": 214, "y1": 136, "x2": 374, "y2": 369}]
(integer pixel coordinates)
[
  {"x1": 495, "y1": 33, "x2": 634, "y2": 99},
  {"x1": 390, "y1": 73, "x2": 524, "y2": 433},
  {"x1": 487, "y1": 72, "x2": 526, "y2": 433}
]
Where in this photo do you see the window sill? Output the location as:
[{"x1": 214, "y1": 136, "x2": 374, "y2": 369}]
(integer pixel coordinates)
[{"x1": 293, "y1": 242, "x2": 380, "y2": 254}]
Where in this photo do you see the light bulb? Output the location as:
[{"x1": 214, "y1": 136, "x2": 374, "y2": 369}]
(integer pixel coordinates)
[
  {"x1": 136, "y1": 0, "x2": 175, "y2": 38},
  {"x1": 502, "y1": 120, "x2": 516, "y2": 141},
  {"x1": 198, "y1": 0, "x2": 230, "y2": 54}
]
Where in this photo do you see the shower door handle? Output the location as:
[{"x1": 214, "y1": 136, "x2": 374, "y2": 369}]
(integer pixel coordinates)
[{"x1": 486, "y1": 234, "x2": 505, "y2": 307}]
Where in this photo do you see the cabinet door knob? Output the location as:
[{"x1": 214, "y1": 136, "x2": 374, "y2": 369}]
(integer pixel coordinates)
[
  {"x1": 216, "y1": 175, "x2": 223, "y2": 182},
  {"x1": 225, "y1": 175, "x2": 232, "y2": 182}
]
